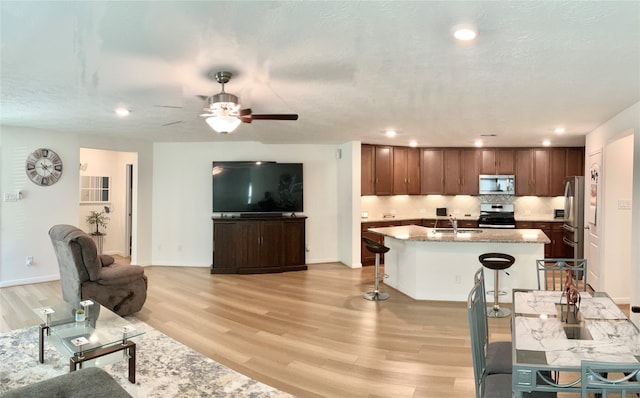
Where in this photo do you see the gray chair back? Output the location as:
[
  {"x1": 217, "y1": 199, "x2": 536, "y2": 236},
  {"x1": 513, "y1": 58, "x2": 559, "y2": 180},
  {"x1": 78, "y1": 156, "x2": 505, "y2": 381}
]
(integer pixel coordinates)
[
  {"x1": 536, "y1": 258, "x2": 587, "y2": 291},
  {"x1": 468, "y1": 281, "x2": 487, "y2": 398},
  {"x1": 580, "y1": 360, "x2": 640, "y2": 397},
  {"x1": 473, "y1": 267, "x2": 489, "y2": 339},
  {"x1": 49, "y1": 224, "x2": 103, "y2": 305}
]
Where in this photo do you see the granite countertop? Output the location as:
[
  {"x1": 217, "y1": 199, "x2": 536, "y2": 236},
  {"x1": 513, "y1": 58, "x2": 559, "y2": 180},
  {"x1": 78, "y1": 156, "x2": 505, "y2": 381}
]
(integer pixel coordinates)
[
  {"x1": 362, "y1": 215, "x2": 478, "y2": 223},
  {"x1": 362, "y1": 215, "x2": 566, "y2": 223},
  {"x1": 368, "y1": 225, "x2": 550, "y2": 244}
]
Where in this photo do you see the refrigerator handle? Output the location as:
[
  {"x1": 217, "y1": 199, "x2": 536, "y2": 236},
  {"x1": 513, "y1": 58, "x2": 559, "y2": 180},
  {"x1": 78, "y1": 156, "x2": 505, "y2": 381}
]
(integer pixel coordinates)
[
  {"x1": 563, "y1": 223, "x2": 577, "y2": 233},
  {"x1": 563, "y1": 236, "x2": 578, "y2": 247},
  {"x1": 563, "y1": 180, "x2": 571, "y2": 217}
]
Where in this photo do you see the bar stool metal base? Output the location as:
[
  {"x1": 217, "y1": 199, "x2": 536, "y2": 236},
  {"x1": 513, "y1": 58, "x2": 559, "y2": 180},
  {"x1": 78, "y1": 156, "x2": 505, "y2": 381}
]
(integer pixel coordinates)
[
  {"x1": 361, "y1": 237, "x2": 390, "y2": 302},
  {"x1": 487, "y1": 306, "x2": 511, "y2": 318},
  {"x1": 364, "y1": 291, "x2": 389, "y2": 301}
]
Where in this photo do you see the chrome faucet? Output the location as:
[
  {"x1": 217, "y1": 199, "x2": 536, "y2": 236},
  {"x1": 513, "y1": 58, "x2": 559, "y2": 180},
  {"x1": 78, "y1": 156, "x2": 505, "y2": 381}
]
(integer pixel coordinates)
[{"x1": 449, "y1": 215, "x2": 458, "y2": 233}]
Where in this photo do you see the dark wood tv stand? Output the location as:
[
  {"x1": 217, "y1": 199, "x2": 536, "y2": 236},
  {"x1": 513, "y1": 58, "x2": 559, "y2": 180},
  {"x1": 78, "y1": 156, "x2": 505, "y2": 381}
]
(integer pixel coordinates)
[{"x1": 211, "y1": 216, "x2": 307, "y2": 274}]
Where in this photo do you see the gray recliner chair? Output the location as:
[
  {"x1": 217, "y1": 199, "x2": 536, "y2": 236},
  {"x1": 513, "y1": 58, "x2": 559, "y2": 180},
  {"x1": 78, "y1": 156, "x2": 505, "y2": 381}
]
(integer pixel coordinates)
[{"x1": 49, "y1": 224, "x2": 147, "y2": 316}]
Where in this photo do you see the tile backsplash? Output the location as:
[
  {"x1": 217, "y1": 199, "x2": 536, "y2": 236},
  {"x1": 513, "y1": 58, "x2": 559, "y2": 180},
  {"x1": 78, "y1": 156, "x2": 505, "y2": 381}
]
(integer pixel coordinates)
[{"x1": 361, "y1": 195, "x2": 565, "y2": 220}]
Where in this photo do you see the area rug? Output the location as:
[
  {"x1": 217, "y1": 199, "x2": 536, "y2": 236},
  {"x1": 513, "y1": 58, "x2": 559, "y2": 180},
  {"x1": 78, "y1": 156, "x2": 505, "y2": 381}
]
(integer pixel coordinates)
[{"x1": 0, "y1": 318, "x2": 294, "y2": 397}]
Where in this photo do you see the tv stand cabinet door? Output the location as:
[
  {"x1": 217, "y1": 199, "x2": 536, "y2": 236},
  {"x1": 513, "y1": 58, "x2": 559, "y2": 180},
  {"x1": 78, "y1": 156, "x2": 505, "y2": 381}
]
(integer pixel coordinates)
[
  {"x1": 212, "y1": 221, "x2": 239, "y2": 273},
  {"x1": 236, "y1": 221, "x2": 263, "y2": 268},
  {"x1": 283, "y1": 219, "x2": 306, "y2": 267},
  {"x1": 259, "y1": 221, "x2": 285, "y2": 269}
]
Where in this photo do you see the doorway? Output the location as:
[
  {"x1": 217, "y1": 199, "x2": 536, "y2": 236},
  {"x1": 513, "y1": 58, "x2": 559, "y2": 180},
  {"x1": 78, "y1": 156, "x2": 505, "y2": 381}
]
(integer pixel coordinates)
[{"x1": 79, "y1": 148, "x2": 137, "y2": 259}]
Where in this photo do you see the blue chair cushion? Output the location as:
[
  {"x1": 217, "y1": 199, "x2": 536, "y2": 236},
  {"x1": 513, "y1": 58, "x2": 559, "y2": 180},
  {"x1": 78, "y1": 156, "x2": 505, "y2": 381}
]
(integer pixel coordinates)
[
  {"x1": 486, "y1": 341, "x2": 512, "y2": 375},
  {"x1": 484, "y1": 373, "x2": 512, "y2": 398}
]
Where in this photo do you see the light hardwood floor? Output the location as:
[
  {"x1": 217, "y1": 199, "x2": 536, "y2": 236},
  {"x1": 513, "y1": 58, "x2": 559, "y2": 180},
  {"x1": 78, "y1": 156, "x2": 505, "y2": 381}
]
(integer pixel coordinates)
[{"x1": 1, "y1": 262, "x2": 514, "y2": 397}]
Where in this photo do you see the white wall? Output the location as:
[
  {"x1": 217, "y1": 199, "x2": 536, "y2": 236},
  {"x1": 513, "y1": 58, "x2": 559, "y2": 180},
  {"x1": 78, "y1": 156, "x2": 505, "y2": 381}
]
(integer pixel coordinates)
[
  {"x1": 0, "y1": 126, "x2": 154, "y2": 287},
  {"x1": 585, "y1": 102, "x2": 640, "y2": 310},
  {"x1": 151, "y1": 142, "x2": 341, "y2": 266},
  {"x1": 337, "y1": 141, "x2": 361, "y2": 268},
  {"x1": 602, "y1": 134, "x2": 633, "y2": 299}
]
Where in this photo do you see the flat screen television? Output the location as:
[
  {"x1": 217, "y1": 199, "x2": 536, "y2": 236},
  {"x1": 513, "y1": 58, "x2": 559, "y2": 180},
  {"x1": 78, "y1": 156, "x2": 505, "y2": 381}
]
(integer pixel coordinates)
[{"x1": 212, "y1": 161, "x2": 303, "y2": 214}]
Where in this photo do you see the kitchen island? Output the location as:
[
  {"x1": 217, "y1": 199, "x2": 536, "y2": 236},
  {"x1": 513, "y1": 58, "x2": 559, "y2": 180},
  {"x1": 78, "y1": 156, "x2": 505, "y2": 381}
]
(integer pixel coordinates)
[{"x1": 368, "y1": 225, "x2": 550, "y2": 301}]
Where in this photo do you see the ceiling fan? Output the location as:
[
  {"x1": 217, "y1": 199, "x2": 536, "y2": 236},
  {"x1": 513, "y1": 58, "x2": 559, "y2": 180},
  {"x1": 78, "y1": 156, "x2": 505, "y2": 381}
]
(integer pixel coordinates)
[{"x1": 200, "y1": 71, "x2": 298, "y2": 134}]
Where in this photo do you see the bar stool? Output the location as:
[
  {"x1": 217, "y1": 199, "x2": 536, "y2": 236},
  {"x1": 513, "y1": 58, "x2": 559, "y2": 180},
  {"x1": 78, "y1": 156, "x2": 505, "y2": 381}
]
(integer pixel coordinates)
[
  {"x1": 362, "y1": 236, "x2": 390, "y2": 301},
  {"x1": 479, "y1": 253, "x2": 515, "y2": 318}
]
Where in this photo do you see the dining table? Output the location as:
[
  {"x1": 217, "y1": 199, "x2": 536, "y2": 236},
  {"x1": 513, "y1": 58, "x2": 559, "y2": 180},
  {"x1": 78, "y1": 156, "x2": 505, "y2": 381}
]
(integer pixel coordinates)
[{"x1": 511, "y1": 288, "x2": 640, "y2": 396}]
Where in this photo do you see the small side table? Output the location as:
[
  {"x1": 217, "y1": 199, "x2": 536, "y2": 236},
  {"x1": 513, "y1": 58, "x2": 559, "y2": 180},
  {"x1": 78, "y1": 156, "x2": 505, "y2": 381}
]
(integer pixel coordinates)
[{"x1": 90, "y1": 232, "x2": 105, "y2": 255}]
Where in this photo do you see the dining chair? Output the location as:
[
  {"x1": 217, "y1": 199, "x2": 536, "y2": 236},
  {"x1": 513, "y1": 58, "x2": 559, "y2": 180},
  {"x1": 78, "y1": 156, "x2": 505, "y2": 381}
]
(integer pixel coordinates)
[
  {"x1": 468, "y1": 281, "x2": 513, "y2": 398},
  {"x1": 580, "y1": 360, "x2": 640, "y2": 397},
  {"x1": 536, "y1": 258, "x2": 588, "y2": 292},
  {"x1": 473, "y1": 267, "x2": 512, "y2": 375}
]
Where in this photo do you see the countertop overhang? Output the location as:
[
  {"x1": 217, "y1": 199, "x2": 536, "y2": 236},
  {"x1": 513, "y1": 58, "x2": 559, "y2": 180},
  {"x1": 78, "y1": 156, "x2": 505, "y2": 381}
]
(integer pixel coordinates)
[{"x1": 368, "y1": 225, "x2": 550, "y2": 244}]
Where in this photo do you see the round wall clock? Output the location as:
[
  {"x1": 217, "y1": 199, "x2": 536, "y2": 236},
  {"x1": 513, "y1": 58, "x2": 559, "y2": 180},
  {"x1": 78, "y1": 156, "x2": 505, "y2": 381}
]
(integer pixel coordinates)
[{"x1": 25, "y1": 148, "x2": 63, "y2": 186}]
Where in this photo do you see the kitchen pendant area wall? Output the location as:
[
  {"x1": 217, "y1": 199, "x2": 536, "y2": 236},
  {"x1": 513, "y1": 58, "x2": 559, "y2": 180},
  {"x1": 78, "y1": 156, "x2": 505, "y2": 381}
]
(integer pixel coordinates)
[{"x1": 361, "y1": 195, "x2": 565, "y2": 221}]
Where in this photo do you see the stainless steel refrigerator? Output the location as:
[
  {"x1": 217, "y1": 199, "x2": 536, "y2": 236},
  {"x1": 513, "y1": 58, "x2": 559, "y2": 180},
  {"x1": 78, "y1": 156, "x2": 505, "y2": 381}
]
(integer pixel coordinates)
[{"x1": 563, "y1": 176, "x2": 585, "y2": 259}]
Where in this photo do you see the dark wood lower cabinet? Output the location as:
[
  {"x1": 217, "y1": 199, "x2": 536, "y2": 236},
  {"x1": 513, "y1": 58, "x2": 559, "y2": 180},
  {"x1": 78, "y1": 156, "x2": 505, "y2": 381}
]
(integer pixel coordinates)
[
  {"x1": 516, "y1": 221, "x2": 569, "y2": 258},
  {"x1": 211, "y1": 216, "x2": 307, "y2": 274}
]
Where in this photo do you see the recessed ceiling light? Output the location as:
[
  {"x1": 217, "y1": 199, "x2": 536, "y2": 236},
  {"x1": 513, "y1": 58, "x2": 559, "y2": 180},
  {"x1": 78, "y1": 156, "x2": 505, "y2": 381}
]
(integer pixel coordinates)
[
  {"x1": 554, "y1": 127, "x2": 565, "y2": 134},
  {"x1": 409, "y1": 140, "x2": 418, "y2": 147},
  {"x1": 453, "y1": 25, "x2": 477, "y2": 41},
  {"x1": 474, "y1": 140, "x2": 483, "y2": 147},
  {"x1": 115, "y1": 108, "x2": 131, "y2": 117},
  {"x1": 385, "y1": 130, "x2": 397, "y2": 138},
  {"x1": 542, "y1": 140, "x2": 551, "y2": 146}
]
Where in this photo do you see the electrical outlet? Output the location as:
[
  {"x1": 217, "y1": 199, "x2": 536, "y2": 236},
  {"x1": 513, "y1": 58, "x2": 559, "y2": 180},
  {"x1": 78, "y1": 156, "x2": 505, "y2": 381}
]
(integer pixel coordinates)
[{"x1": 26, "y1": 256, "x2": 33, "y2": 266}]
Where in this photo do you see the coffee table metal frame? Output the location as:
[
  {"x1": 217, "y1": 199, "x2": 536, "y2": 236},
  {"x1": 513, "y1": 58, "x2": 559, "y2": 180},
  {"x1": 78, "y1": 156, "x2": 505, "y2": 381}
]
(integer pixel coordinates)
[{"x1": 35, "y1": 300, "x2": 140, "y2": 383}]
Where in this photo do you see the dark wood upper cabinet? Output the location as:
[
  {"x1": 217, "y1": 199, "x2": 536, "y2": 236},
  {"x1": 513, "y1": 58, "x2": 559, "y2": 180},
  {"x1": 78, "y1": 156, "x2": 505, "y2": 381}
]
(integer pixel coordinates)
[
  {"x1": 480, "y1": 149, "x2": 496, "y2": 174},
  {"x1": 550, "y1": 147, "x2": 585, "y2": 196},
  {"x1": 407, "y1": 147, "x2": 421, "y2": 194},
  {"x1": 515, "y1": 148, "x2": 533, "y2": 195},
  {"x1": 550, "y1": 148, "x2": 567, "y2": 196},
  {"x1": 461, "y1": 149, "x2": 480, "y2": 195},
  {"x1": 532, "y1": 148, "x2": 550, "y2": 196},
  {"x1": 374, "y1": 146, "x2": 393, "y2": 195},
  {"x1": 481, "y1": 149, "x2": 514, "y2": 175},
  {"x1": 363, "y1": 145, "x2": 582, "y2": 197},
  {"x1": 515, "y1": 148, "x2": 550, "y2": 196},
  {"x1": 361, "y1": 144, "x2": 375, "y2": 196},
  {"x1": 420, "y1": 149, "x2": 444, "y2": 194},
  {"x1": 443, "y1": 149, "x2": 462, "y2": 195},
  {"x1": 566, "y1": 147, "x2": 585, "y2": 177},
  {"x1": 444, "y1": 148, "x2": 479, "y2": 195},
  {"x1": 496, "y1": 149, "x2": 515, "y2": 174},
  {"x1": 392, "y1": 147, "x2": 408, "y2": 194}
]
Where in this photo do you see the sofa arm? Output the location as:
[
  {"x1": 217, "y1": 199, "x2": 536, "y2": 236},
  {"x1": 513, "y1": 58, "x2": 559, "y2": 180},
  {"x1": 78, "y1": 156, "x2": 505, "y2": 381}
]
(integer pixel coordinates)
[{"x1": 97, "y1": 264, "x2": 145, "y2": 286}]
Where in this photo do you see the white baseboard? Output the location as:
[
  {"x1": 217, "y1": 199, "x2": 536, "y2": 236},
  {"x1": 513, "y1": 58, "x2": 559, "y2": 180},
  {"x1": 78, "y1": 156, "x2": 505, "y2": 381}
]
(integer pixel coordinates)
[{"x1": 0, "y1": 274, "x2": 60, "y2": 288}]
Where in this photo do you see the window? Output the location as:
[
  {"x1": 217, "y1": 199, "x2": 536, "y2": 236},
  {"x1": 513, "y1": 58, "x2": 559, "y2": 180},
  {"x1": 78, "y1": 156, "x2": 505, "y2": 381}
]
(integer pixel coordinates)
[{"x1": 80, "y1": 176, "x2": 110, "y2": 203}]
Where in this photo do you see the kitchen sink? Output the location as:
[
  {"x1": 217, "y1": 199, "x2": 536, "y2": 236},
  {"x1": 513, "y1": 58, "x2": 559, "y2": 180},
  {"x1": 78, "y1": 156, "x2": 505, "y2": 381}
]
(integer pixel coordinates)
[{"x1": 433, "y1": 228, "x2": 483, "y2": 234}]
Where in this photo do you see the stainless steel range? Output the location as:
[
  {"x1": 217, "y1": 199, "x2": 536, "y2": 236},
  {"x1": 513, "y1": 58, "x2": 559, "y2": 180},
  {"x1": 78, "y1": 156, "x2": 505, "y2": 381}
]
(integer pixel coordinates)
[{"x1": 478, "y1": 203, "x2": 516, "y2": 228}]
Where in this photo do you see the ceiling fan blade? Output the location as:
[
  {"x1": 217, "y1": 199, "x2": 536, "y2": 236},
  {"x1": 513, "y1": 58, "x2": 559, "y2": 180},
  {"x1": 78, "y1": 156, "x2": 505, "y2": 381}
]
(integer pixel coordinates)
[
  {"x1": 239, "y1": 116, "x2": 253, "y2": 124},
  {"x1": 161, "y1": 120, "x2": 183, "y2": 126},
  {"x1": 154, "y1": 105, "x2": 183, "y2": 109},
  {"x1": 250, "y1": 114, "x2": 299, "y2": 121},
  {"x1": 239, "y1": 108, "x2": 252, "y2": 116},
  {"x1": 196, "y1": 95, "x2": 209, "y2": 101}
]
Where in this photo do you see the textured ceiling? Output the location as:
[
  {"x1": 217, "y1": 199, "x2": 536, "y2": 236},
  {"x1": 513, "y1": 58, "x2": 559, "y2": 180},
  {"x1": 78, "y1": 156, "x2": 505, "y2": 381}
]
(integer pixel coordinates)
[{"x1": 1, "y1": 1, "x2": 639, "y2": 147}]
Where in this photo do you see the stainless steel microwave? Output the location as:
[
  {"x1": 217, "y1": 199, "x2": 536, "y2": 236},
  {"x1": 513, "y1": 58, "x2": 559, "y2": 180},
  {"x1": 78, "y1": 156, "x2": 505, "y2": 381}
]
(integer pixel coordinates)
[{"x1": 478, "y1": 175, "x2": 515, "y2": 195}]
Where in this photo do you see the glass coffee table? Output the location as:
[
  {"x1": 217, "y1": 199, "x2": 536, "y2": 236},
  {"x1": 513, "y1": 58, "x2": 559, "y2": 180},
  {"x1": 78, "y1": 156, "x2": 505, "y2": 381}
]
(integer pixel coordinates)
[{"x1": 33, "y1": 299, "x2": 143, "y2": 383}]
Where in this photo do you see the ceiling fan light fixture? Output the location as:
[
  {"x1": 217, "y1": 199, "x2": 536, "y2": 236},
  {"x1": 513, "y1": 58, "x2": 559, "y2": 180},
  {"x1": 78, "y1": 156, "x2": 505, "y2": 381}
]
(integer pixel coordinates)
[{"x1": 206, "y1": 115, "x2": 242, "y2": 134}]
